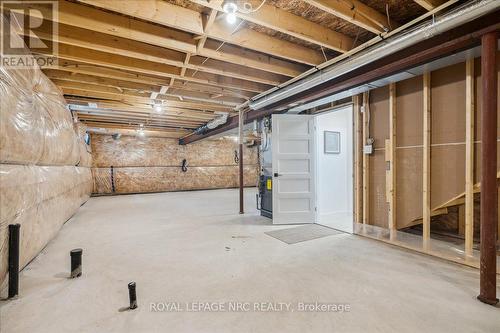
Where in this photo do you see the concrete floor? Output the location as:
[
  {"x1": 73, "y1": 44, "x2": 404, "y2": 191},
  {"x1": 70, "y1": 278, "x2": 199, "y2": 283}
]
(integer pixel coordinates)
[{"x1": 1, "y1": 188, "x2": 499, "y2": 332}]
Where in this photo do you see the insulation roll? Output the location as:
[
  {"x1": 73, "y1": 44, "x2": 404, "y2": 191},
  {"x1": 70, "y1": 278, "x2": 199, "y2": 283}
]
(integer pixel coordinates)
[
  {"x1": 0, "y1": 165, "x2": 92, "y2": 286},
  {"x1": 0, "y1": 30, "x2": 79, "y2": 166}
]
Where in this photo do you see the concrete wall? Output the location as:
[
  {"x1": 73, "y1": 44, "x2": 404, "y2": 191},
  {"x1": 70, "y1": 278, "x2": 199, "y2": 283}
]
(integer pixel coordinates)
[{"x1": 90, "y1": 134, "x2": 259, "y2": 194}]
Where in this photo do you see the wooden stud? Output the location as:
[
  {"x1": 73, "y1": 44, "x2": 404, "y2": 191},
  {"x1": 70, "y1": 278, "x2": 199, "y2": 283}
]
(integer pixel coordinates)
[
  {"x1": 423, "y1": 71, "x2": 431, "y2": 244},
  {"x1": 465, "y1": 57, "x2": 475, "y2": 256},
  {"x1": 413, "y1": 0, "x2": 446, "y2": 11},
  {"x1": 302, "y1": 0, "x2": 397, "y2": 34},
  {"x1": 354, "y1": 95, "x2": 363, "y2": 224},
  {"x1": 389, "y1": 83, "x2": 397, "y2": 231},
  {"x1": 362, "y1": 92, "x2": 370, "y2": 225},
  {"x1": 188, "y1": 0, "x2": 354, "y2": 53}
]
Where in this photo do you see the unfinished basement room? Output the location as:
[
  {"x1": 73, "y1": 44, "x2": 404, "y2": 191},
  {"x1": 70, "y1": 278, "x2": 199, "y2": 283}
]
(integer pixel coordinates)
[{"x1": 0, "y1": 0, "x2": 499, "y2": 332}]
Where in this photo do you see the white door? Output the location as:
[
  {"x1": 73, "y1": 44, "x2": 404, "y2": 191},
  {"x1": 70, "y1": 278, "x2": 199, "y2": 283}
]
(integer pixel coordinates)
[
  {"x1": 272, "y1": 114, "x2": 316, "y2": 224},
  {"x1": 315, "y1": 106, "x2": 354, "y2": 233}
]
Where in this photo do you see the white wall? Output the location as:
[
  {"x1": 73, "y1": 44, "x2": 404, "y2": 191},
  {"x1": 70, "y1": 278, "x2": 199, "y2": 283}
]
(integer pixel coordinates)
[{"x1": 315, "y1": 105, "x2": 354, "y2": 233}]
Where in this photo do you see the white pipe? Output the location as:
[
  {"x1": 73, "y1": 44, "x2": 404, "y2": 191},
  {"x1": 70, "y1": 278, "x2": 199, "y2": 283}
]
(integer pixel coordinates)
[{"x1": 249, "y1": 0, "x2": 498, "y2": 111}]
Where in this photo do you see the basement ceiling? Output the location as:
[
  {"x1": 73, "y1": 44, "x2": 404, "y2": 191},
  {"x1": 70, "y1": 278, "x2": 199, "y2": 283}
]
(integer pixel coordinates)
[{"x1": 14, "y1": 0, "x2": 452, "y2": 139}]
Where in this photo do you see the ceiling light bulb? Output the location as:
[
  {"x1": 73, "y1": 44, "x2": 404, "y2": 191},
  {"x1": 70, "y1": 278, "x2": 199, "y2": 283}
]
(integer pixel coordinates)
[
  {"x1": 154, "y1": 105, "x2": 162, "y2": 112},
  {"x1": 226, "y1": 12, "x2": 237, "y2": 24},
  {"x1": 222, "y1": 1, "x2": 237, "y2": 14}
]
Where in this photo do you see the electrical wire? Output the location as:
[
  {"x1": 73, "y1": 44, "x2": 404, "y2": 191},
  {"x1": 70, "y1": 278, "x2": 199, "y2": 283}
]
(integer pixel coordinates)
[
  {"x1": 240, "y1": 0, "x2": 267, "y2": 14},
  {"x1": 385, "y1": 3, "x2": 393, "y2": 31}
]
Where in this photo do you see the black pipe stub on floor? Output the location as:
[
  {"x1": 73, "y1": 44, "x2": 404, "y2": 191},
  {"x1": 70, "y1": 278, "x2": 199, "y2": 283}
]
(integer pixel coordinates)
[
  {"x1": 8, "y1": 224, "x2": 21, "y2": 299},
  {"x1": 128, "y1": 282, "x2": 138, "y2": 310},
  {"x1": 70, "y1": 248, "x2": 83, "y2": 278}
]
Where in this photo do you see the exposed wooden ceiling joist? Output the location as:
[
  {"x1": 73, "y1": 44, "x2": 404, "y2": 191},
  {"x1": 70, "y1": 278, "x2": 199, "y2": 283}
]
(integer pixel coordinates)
[
  {"x1": 49, "y1": 75, "x2": 246, "y2": 106},
  {"x1": 45, "y1": 70, "x2": 247, "y2": 105},
  {"x1": 47, "y1": 63, "x2": 254, "y2": 100},
  {"x1": 27, "y1": 23, "x2": 288, "y2": 86},
  {"x1": 56, "y1": 80, "x2": 239, "y2": 108},
  {"x1": 67, "y1": 98, "x2": 220, "y2": 119},
  {"x1": 74, "y1": 108, "x2": 211, "y2": 123},
  {"x1": 35, "y1": 43, "x2": 271, "y2": 93},
  {"x1": 73, "y1": 0, "x2": 326, "y2": 65},
  {"x1": 413, "y1": 0, "x2": 447, "y2": 11},
  {"x1": 62, "y1": 87, "x2": 233, "y2": 113},
  {"x1": 189, "y1": 0, "x2": 353, "y2": 52},
  {"x1": 20, "y1": 1, "x2": 322, "y2": 66},
  {"x1": 76, "y1": 114, "x2": 201, "y2": 129},
  {"x1": 302, "y1": 0, "x2": 398, "y2": 34},
  {"x1": 86, "y1": 126, "x2": 189, "y2": 138}
]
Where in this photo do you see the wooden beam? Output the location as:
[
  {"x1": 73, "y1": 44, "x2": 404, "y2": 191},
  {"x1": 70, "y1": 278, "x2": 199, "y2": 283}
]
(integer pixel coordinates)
[
  {"x1": 388, "y1": 83, "x2": 397, "y2": 231},
  {"x1": 65, "y1": 0, "x2": 325, "y2": 65},
  {"x1": 74, "y1": 108, "x2": 210, "y2": 122},
  {"x1": 62, "y1": 87, "x2": 232, "y2": 113},
  {"x1": 201, "y1": 40, "x2": 307, "y2": 77},
  {"x1": 302, "y1": 0, "x2": 397, "y2": 34},
  {"x1": 197, "y1": 9, "x2": 218, "y2": 52},
  {"x1": 19, "y1": 0, "x2": 311, "y2": 73},
  {"x1": 47, "y1": 73, "x2": 246, "y2": 105},
  {"x1": 423, "y1": 71, "x2": 431, "y2": 245},
  {"x1": 47, "y1": 64, "x2": 254, "y2": 100},
  {"x1": 87, "y1": 126, "x2": 189, "y2": 138},
  {"x1": 79, "y1": 0, "x2": 204, "y2": 34},
  {"x1": 67, "y1": 98, "x2": 219, "y2": 118},
  {"x1": 190, "y1": 0, "x2": 353, "y2": 52},
  {"x1": 37, "y1": 43, "x2": 270, "y2": 93},
  {"x1": 465, "y1": 56, "x2": 475, "y2": 256},
  {"x1": 354, "y1": 95, "x2": 363, "y2": 224},
  {"x1": 206, "y1": 20, "x2": 325, "y2": 65},
  {"x1": 362, "y1": 92, "x2": 370, "y2": 225},
  {"x1": 83, "y1": 120, "x2": 191, "y2": 134},
  {"x1": 25, "y1": 22, "x2": 285, "y2": 88},
  {"x1": 413, "y1": 0, "x2": 446, "y2": 11}
]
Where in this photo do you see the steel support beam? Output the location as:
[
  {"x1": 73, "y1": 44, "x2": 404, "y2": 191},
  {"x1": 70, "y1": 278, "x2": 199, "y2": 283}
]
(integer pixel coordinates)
[
  {"x1": 179, "y1": 16, "x2": 499, "y2": 145},
  {"x1": 477, "y1": 31, "x2": 498, "y2": 306}
]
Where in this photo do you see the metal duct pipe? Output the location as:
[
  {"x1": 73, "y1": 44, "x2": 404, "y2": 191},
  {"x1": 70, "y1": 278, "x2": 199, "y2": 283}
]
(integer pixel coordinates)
[
  {"x1": 249, "y1": 0, "x2": 498, "y2": 111},
  {"x1": 193, "y1": 112, "x2": 229, "y2": 135}
]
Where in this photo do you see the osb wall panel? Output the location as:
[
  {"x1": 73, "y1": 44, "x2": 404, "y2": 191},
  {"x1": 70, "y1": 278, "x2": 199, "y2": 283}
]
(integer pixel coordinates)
[
  {"x1": 368, "y1": 150, "x2": 388, "y2": 228},
  {"x1": 90, "y1": 134, "x2": 259, "y2": 194},
  {"x1": 366, "y1": 52, "x2": 500, "y2": 231},
  {"x1": 473, "y1": 53, "x2": 500, "y2": 183},
  {"x1": 91, "y1": 134, "x2": 257, "y2": 167},
  {"x1": 92, "y1": 166, "x2": 258, "y2": 195},
  {"x1": 431, "y1": 145, "x2": 466, "y2": 208},
  {"x1": 396, "y1": 148, "x2": 422, "y2": 229},
  {"x1": 368, "y1": 87, "x2": 389, "y2": 227},
  {"x1": 395, "y1": 76, "x2": 423, "y2": 229}
]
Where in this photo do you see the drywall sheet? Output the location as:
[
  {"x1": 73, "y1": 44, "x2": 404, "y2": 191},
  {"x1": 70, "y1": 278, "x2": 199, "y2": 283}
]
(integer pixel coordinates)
[
  {"x1": 92, "y1": 165, "x2": 258, "y2": 195},
  {"x1": 0, "y1": 165, "x2": 92, "y2": 286}
]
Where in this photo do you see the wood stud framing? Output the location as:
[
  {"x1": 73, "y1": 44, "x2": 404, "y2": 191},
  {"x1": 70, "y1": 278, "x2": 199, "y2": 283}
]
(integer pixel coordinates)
[
  {"x1": 362, "y1": 92, "x2": 370, "y2": 225},
  {"x1": 12, "y1": 0, "x2": 435, "y2": 136},
  {"x1": 464, "y1": 57, "x2": 475, "y2": 256},
  {"x1": 422, "y1": 71, "x2": 431, "y2": 245},
  {"x1": 354, "y1": 95, "x2": 363, "y2": 224},
  {"x1": 388, "y1": 83, "x2": 397, "y2": 232}
]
